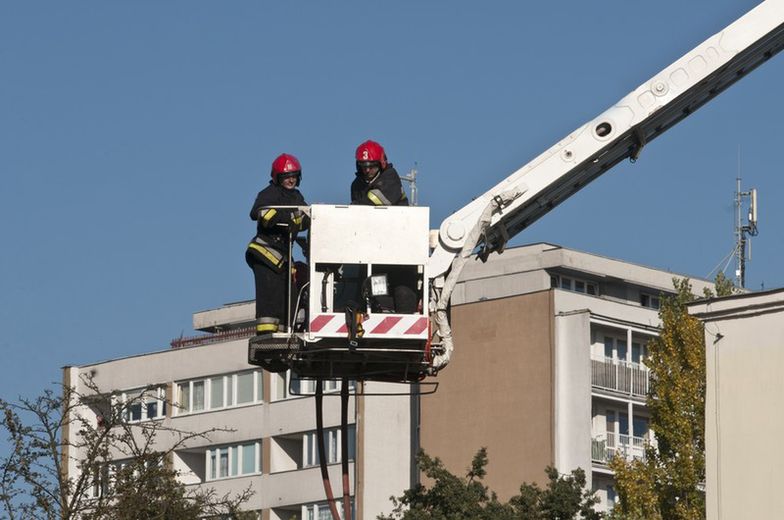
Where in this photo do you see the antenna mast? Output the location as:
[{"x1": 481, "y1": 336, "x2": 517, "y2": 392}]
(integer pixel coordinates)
[
  {"x1": 401, "y1": 163, "x2": 418, "y2": 206},
  {"x1": 734, "y1": 177, "x2": 759, "y2": 288}
]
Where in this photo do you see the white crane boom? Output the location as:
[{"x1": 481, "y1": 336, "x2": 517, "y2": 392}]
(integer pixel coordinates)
[{"x1": 429, "y1": 0, "x2": 784, "y2": 282}]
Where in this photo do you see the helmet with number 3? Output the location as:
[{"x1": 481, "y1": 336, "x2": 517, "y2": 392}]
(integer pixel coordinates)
[
  {"x1": 355, "y1": 140, "x2": 388, "y2": 171},
  {"x1": 270, "y1": 153, "x2": 302, "y2": 186}
]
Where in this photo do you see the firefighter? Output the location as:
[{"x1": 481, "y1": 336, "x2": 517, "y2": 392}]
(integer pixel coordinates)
[
  {"x1": 351, "y1": 139, "x2": 409, "y2": 206},
  {"x1": 246, "y1": 153, "x2": 309, "y2": 336},
  {"x1": 350, "y1": 140, "x2": 416, "y2": 313}
]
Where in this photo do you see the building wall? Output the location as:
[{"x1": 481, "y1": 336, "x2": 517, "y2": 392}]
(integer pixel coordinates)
[
  {"x1": 357, "y1": 382, "x2": 414, "y2": 520},
  {"x1": 690, "y1": 291, "x2": 784, "y2": 520},
  {"x1": 553, "y1": 309, "x2": 592, "y2": 479},
  {"x1": 62, "y1": 336, "x2": 414, "y2": 517},
  {"x1": 420, "y1": 290, "x2": 554, "y2": 500}
]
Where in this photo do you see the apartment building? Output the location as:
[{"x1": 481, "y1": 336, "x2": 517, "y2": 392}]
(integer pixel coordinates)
[
  {"x1": 420, "y1": 243, "x2": 713, "y2": 513},
  {"x1": 63, "y1": 328, "x2": 415, "y2": 519},
  {"x1": 689, "y1": 288, "x2": 784, "y2": 520},
  {"x1": 63, "y1": 242, "x2": 712, "y2": 517}
]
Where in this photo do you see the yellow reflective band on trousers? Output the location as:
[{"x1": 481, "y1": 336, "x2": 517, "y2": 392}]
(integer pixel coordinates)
[
  {"x1": 367, "y1": 192, "x2": 384, "y2": 205},
  {"x1": 248, "y1": 242, "x2": 284, "y2": 269}
]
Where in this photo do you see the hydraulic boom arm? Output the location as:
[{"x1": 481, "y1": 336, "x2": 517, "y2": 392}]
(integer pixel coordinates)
[{"x1": 429, "y1": 0, "x2": 784, "y2": 281}]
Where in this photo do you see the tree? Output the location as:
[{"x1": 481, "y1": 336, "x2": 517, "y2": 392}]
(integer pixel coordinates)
[
  {"x1": 379, "y1": 448, "x2": 600, "y2": 520},
  {"x1": 609, "y1": 276, "x2": 734, "y2": 520},
  {"x1": 0, "y1": 375, "x2": 254, "y2": 520}
]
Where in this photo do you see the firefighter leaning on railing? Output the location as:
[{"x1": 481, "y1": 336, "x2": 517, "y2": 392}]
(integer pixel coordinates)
[{"x1": 246, "y1": 153, "x2": 309, "y2": 335}]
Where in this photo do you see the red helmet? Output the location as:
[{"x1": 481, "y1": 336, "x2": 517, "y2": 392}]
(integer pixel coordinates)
[
  {"x1": 355, "y1": 140, "x2": 388, "y2": 170},
  {"x1": 270, "y1": 153, "x2": 302, "y2": 185}
]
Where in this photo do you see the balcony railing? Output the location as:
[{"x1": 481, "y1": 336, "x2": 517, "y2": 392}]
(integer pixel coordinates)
[
  {"x1": 591, "y1": 357, "x2": 650, "y2": 397},
  {"x1": 591, "y1": 434, "x2": 647, "y2": 464}
]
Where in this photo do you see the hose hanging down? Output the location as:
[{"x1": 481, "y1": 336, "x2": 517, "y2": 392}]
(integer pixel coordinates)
[{"x1": 430, "y1": 190, "x2": 521, "y2": 371}]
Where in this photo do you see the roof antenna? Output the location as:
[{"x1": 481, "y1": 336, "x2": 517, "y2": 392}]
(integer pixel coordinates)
[{"x1": 734, "y1": 146, "x2": 759, "y2": 289}]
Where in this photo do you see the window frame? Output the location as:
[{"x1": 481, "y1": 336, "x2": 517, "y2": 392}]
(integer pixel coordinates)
[
  {"x1": 204, "y1": 441, "x2": 262, "y2": 481},
  {"x1": 175, "y1": 370, "x2": 264, "y2": 416}
]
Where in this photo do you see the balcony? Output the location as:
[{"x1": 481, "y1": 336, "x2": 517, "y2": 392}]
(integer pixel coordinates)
[
  {"x1": 591, "y1": 433, "x2": 647, "y2": 464},
  {"x1": 591, "y1": 357, "x2": 649, "y2": 397}
]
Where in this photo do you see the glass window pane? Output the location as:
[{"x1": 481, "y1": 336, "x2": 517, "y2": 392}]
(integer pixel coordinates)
[
  {"x1": 550, "y1": 275, "x2": 558, "y2": 288},
  {"x1": 617, "y1": 340, "x2": 627, "y2": 361},
  {"x1": 192, "y1": 381, "x2": 205, "y2": 412},
  {"x1": 561, "y1": 277, "x2": 572, "y2": 290},
  {"x1": 210, "y1": 377, "x2": 224, "y2": 409},
  {"x1": 219, "y1": 448, "x2": 229, "y2": 478},
  {"x1": 575, "y1": 280, "x2": 585, "y2": 292},
  {"x1": 619, "y1": 412, "x2": 629, "y2": 436},
  {"x1": 129, "y1": 402, "x2": 142, "y2": 422},
  {"x1": 178, "y1": 383, "x2": 190, "y2": 414},
  {"x1": 633, "y1": 417, "x2": 649, "y2": 437},
  {"x1": 604, "y1": 337, "x2": 614, "y2": 359},
  {"x1": 146, "y1": 400, "x2": 158, "y2": 419},
  {"x1": 587, "y1": 284, "x2": 597, "y2": 295},
  {"x1": 329, "y1": 430, "x2": 338, "y2": 463},
  {"x1": 227, "y1": 375, "x2": 234, "y2": 405},
  {"x1": 318, "y1": 505, "x2": 332, "y2": 520},
  {"x1": 242, "y1": 443, "x2": 256, "y2": 474},
  {"x1": 632, "y1": 343, "x2": 641, "y2": 364},
  {"x1": 606, "y1": 411, "x2": 615, "y2": 433},
  {"x1": 209, "y1": 450, "x2": 216, "y2": 480},
  {"x1": 237, "y1": 372, "x2": 254, "y2": 404},
  {"x1": 347, "y1": 426, "x2": 356, "y2": 461},
  {"x1": 256, "y1": 371, "x2": 263, "y2": 402},
  {"x1": 230, "y1": 446, "x2": 238, "y2": 476}
]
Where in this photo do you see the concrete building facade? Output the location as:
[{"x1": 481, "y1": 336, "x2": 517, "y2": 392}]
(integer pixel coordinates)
[
  {"x1": 421, "y1": 243, "x2": 713, "y2": 512},
  {"x1": 689, "y1": 289, "x2": 784, "y2": 520},
  {"x1": 64, "y1": 333, "x2": 415, "y2": 519},
  {"x1": 64, "y1": 243, "x2": 714, "y2": 517}
]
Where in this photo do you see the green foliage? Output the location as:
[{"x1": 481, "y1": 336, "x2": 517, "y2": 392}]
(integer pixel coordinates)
[
  {"x1": 703, "y1": 272, "x2": 736, "y2": 298},
  {"x1": 610, "y1": 277, "x2": 708, "y2": 520},
  {"x1": 379, "y1": 448, "x2": 600, "y2": 520}
]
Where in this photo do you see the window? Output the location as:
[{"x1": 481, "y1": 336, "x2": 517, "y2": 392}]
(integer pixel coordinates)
[
  {"x1": 303, "y1": 426, "x2": 356, "y2": 467},
  {"x1": 631, "y1": 341, "x2": 648, "y2": 365},
  {"x1": 121, "y1": 386, "x2": 166, "y2": 422},
  {"x1": 607, "y1": 485, "x2": 616, "y2": 509},
  {"x1": 175, "y1": 370, "x2": 263, "y2": 415},
  {"x1": 87, "y1": 457, "x2": 164, "y2": 498},
  {"x1": 205, "y1": 441, "x2": 261, "y2": 481},
  {"x1": 236, "y1": 372, "x2": 254, "y2": 404},
  {"x1": 303, "y1": 501, "x2": 351, "y2": 520},
  {"x1": 551, "y1": 274, "x2": 597, "y2": 295},
  {"x1": 604, "y1": 336, "x2": 628, "y2": 362},
  {"x1": 633, "y1": 416, "x2": 649, "y2": 438},
  {"x1": 275, "y1": 371, "x2": 356, "y2": 400},
  {"x1": 640, "y1": 292, "x2": 661, "y2": 309}
]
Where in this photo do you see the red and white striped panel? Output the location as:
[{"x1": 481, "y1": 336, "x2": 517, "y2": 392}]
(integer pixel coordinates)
[{"x1": 309, "y1": 313, "x2": 429, "y2": 339}]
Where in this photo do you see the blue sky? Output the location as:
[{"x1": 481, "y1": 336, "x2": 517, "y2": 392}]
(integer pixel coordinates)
[{"x1": 1, "y1": 0, "x2": 782, "y2": 403}]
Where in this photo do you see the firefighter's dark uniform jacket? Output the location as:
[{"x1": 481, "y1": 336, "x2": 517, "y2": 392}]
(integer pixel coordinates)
[
  {"x1": 246, "y1": 181, "x2": 309, "y2": 332},
  {"x1": 350, "y1": 165, "x2": 409, "y2": 206},
  {"x1": 247, "y1": 182, "x2": 309, "y2": 271}
]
